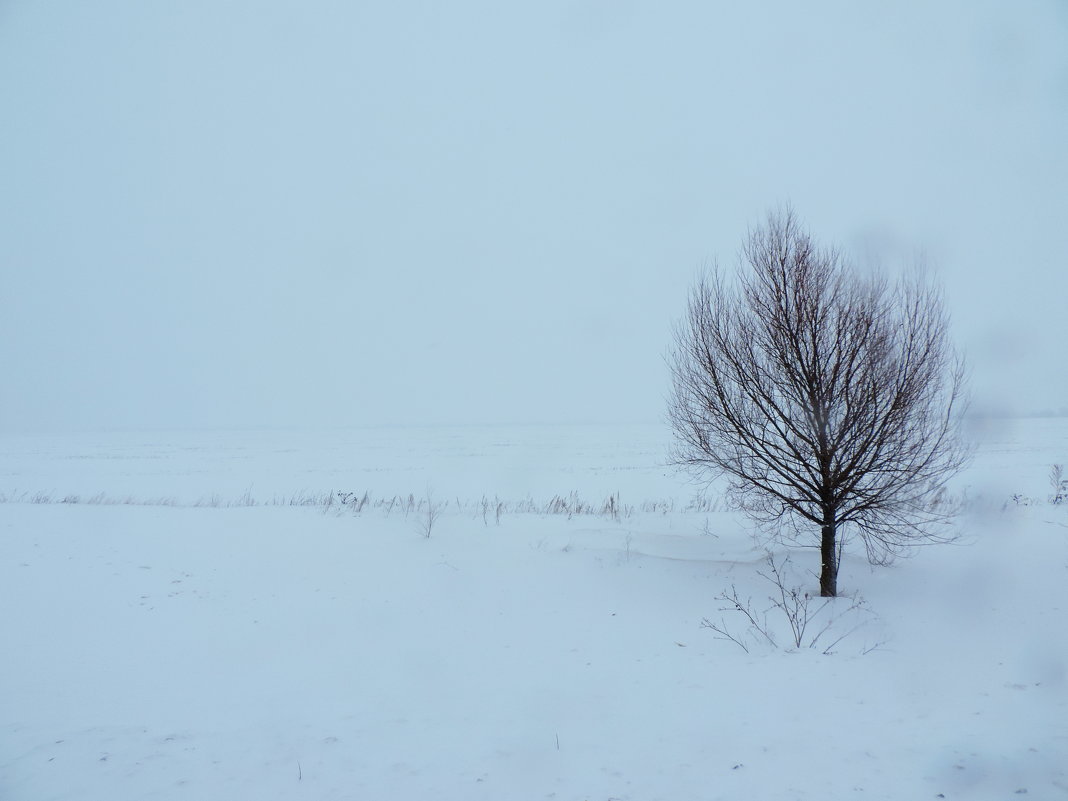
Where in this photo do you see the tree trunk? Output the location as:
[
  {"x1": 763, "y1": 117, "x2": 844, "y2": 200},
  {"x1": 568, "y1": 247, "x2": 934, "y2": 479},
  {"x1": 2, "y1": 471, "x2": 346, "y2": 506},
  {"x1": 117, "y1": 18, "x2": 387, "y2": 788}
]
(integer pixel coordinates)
[{"x1": 819, "y1": 515, "x2": 838, "y2": 597}]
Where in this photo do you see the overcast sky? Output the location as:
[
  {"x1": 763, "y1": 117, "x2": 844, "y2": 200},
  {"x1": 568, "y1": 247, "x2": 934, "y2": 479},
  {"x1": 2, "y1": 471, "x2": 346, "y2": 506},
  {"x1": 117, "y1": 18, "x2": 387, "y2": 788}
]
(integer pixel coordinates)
[{"x1": 2, "y1": 1, "x2": 1066, "y2": 432}]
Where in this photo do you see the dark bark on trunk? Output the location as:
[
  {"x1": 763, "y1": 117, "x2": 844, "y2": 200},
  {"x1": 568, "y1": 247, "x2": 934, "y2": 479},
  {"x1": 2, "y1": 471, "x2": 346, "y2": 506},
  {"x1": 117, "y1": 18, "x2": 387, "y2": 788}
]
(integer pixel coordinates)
[{"x1": 820, "y1": 516, "x2": 838, "y2": 597}]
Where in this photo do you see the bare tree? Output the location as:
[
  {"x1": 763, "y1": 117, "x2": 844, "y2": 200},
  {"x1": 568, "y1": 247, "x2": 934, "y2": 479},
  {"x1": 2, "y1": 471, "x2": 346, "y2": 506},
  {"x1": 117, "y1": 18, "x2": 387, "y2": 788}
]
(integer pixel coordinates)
[{"x1": 669, "y1": 208, "x2": 969, "y2": 596}]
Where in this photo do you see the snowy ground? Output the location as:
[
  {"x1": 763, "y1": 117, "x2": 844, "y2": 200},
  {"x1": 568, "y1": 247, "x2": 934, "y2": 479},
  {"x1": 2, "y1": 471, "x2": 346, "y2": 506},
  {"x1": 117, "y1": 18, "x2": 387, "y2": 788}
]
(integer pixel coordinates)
[{"x1": 2, "y1": 419, "x2": 1066, "y2": 800}]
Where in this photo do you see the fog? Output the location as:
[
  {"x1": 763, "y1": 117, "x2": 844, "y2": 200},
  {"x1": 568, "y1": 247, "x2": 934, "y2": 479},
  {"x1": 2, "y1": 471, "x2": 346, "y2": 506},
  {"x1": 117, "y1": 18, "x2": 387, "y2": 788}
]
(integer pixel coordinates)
[{"x1": 2, "y1": 1, "x2": 1066, "y2": 432}]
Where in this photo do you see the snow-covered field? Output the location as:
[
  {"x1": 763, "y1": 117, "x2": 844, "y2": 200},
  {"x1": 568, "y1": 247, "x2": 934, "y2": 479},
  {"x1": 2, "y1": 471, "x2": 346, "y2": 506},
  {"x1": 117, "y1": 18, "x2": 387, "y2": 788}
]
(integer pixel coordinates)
[{"x1": 2, "y1": 419, "x2": 1066, "y2": 800}]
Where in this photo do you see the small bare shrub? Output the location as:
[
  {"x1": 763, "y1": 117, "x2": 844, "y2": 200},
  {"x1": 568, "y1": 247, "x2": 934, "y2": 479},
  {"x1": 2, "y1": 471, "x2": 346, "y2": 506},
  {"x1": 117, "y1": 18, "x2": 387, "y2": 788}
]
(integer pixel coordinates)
[
  {"x1": 419, "y1": 491, "x2": 442, "y2": 538},
  {"x1": 702, "y1": 553, "x2": 884, "y2": 655},
  {"x1": 1051, "y1": 464, "x2": 1066, "y2": 505}
]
